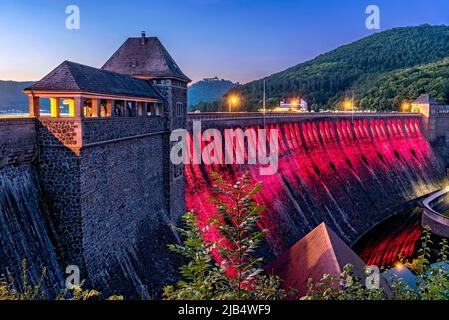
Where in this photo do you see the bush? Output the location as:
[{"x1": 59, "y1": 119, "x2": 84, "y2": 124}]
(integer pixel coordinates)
[{"x1": 164, "y1": 172, "x2": 285, "y2": 300}]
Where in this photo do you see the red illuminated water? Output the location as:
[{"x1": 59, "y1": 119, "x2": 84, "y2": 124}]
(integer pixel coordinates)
[
  {"x1": 185, "y1": 116, "x2": 445, "y2": 259},
  {"x1": 353, "y1": 206, "x2": 447, "y2": 268}
]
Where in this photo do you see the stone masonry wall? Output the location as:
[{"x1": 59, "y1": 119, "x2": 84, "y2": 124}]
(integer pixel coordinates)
[
  {"x1": 153, "y1": 80, "x2": 187, "y2": 225},
  {"x1": 428, "y1": 111, "x2": 449, "y2": 168},
  {"x1": 82, "y1": 117, "x2": 165, "y2": 144},
  {"x1": 35, "y1": 116, "x2": 181, "y2": 298},
  {"x1": 0, "y1": 118, "x2": 37, "y2": 168},
  {"x1": 79, "y1": 134, "x2": 181, "y2": 298},
  {"x1": 36, "y1": 120, "x2": 84, "y2": 269}
]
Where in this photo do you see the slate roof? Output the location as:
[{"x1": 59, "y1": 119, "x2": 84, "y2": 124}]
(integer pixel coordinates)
[
  {"x1": 24, "y1": 61, "x2": 164, "y2": 100},
  {"x1": 413, "y1": 94, "x2": 438, "y2": 105},
  {"x1": 102, "y1": 37, "x2": 191, "y2": 82},
  {"x1": 266, "y1": 223, "x2": 389, "y2": 297}
]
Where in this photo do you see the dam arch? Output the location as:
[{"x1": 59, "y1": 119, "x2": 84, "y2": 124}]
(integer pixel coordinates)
[{"x1": 186, "y1": 112, "x2": 447, "y2": 258}]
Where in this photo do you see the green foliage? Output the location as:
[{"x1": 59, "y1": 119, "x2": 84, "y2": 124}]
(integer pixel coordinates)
[
  {"x1": 414, "y1": 225, "x2": 433, "y2": 276},
  {"x1": 216, "y1": 25, "x2": 449, "y2": 112},
  {"x1": 303, "y1": 226, "x2": 449, "y2": 300},
  {"x1": 191, "y1": 100, "x2": 224, "y2": 113},
  {"x1": 439, "y1": 239, "x2": 449, "y2": 262},
  {"x1": 163, "y1": 212, "x2": 219, "y2": 300},
  {"x1": 188, "y1": 78, "x2": 239, "y2": 111},
  {"x1": 208, "y1": 172, "x2": 268, "y2": 297},
  {"x1": 164, "y1": 172, "x2": 285, "y2": 300},
  {"x1": 302, "y1": 264, "x2": 387, "y2": 300},
  {"x1": 57, "y1": 287, "x2": 101, "y2": 301},
  {"x1": 0, "y1": 260, "x2": 46, "y2": 300},
  {"x1": 355, "y1": 57, "x2": 449, "y2": 111},
  {"x1": 0, "y1": 259, "x2": 123, "y2": 300}
]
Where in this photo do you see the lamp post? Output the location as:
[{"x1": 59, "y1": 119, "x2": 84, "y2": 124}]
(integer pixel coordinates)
[
  {"x1": 402, "y1": 101, "x2": 410, "y2": 113},
  {"x1": 229, "y1": 96, "x2": 238, "y2": 113},
  {"x1": 344, "y1": 101, "x2": 352, "y2": 111},
  {"x1": 291, "y1": 99, "x2": 299, "y2": 112}
]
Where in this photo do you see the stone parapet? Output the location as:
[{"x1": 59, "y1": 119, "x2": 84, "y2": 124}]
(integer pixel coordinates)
[
  {"x1": 0, "y1": 118, "x2": 37, "y2": 169},
  {"x1": 81, "y1": 117, "x2": 166, "y2": 145},
  {"x1": 422, "y1": 188, "x2": 449, "y2": 237}
]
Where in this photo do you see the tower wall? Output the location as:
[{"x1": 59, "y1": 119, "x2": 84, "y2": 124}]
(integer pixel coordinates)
[
  {"x1": 35, "y1": 117, "x2": 182, "y2": 298},
  {"x1": 426, "y1": 104, "x2": 449, "y2": 169},
  {"x1": 152, "y1": 79, "x2": 188, "y2": 224}
]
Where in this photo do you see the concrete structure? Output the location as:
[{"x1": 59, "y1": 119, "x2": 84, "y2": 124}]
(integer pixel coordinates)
[
  {"x1": 8, "y1": 33, "x2": 190, "y2": 298},
  {"x1": 185, "y1": 111, "x2": 446, "y2": 265},
  {"x1": 412, "y1": 94, "x2": 449, "y2": 168},
  {"x1": 187, "y1": 111, "x2": 423, "y2": 130},
  {"x1": 0, "y1": 118, "x2": 37, "y2": 169},
  {"x1": 1, "y1": 35, "x2": 448, "y2": 300},
  {"x1": 421, "y1": 188, "x2": 449, "y2": 237},
  {"x1": 102, "y1": 32, "x2": 190, "y2": 225}
]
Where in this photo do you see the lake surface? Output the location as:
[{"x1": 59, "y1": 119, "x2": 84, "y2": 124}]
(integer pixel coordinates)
[{"x1": 353, "y1": 206, "x2": 447, "y2": 268}]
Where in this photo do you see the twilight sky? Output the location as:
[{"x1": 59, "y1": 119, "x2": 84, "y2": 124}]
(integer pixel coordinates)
[{"x1": 0, "y1": 0, "x2": 448, "y2": 83}]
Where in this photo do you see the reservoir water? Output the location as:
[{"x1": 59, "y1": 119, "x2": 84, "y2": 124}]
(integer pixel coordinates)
[{"x1": 353, "y1": 206, "x2": 447, "y2": 268}]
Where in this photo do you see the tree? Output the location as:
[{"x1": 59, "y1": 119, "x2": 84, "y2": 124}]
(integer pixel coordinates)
[
  {"x1": 164, "y1": 172, "x2": 285, "y2": 300},
  {"x1": 303, "y1": 226, "x2": 449, "y2": 300}
]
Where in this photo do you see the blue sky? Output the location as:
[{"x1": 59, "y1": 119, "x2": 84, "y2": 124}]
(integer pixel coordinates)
[{"x1": 0, "y1": 0, "x2": 448, "y2": 83}]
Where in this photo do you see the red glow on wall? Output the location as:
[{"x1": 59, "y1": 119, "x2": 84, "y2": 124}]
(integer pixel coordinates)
[{"x1": 185, "y1": 116, "x2": 441, "y2": 264}]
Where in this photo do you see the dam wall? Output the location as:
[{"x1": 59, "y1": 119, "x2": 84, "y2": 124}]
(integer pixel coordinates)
[
  {"x1": 35, "y1": 116, "x2": 183, "y2": 298},
  {"x1": 0, "y1": 118, "x2": 63, "y2": 296},
  {"x1": 421, "y1": 189, "x2": 449, "y2": 238},
  {"x1": 0, "y1": 116, "x2": 183, "y2": 298},
  {"x1": 185, "y1": 113, "x2": 447, "y2": 259},
  {"x1": 0, "y1": 118, "x2": 37, "y2": 169},
  {"x1": 0, "y1": 112, "x2": 447, "y2": 297}
]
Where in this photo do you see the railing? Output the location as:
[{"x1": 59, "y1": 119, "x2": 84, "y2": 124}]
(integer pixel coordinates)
[
  {"x1": 187, "y1": 112, "x2": 421, "y2": 121},
  {"x1": 421, "y1": 188, "x2": 449, "y2": 237}
]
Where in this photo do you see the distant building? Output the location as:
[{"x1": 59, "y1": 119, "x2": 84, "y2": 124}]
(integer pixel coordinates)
[
  {"x1": 411, "y1": 94, "x2": 449, "y2": 167},
  {"x1": 275, "y1": 98, "x2": 308, "y2": 112},
  {"x1": 411, "y1": 94, "x2": 439, "y2": 118}
]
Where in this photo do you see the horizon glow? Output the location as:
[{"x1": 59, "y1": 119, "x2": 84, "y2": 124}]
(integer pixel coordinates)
[{"x1": 0, "y1": 0, "x2": 448, "y2": 83}]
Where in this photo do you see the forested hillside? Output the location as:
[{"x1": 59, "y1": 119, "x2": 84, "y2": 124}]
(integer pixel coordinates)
[
  {"x1": 355, "y1": 57, "x2": 449, "y2": 110},
  {"x1": 188, "y1": 77, "x2": 238, "y2": 111},
  {"x1": 0, "y1": 81, "x2": 35, "y2": 113},
  {"x1": 224, "y1": 24, "x2": 449, "y2": 112}
]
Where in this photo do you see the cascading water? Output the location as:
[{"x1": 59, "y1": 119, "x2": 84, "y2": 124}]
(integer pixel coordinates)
[
  {"x1": 0, "y1": 164, "x2": 63, "y2": 297},
  {"x1": 185, "y1": 116, "x2": 446, "y2": 260}
]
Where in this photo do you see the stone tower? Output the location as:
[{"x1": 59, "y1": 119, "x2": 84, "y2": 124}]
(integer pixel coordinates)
[
  {"x1": 21, "y1": 34, "x2": 191, "y2": 298},
  {"x1": 411, "y1": 94, "x2": 439, "y2": 141},
  {"x1": 102, "y1": 32, "x2": 191, "y2": 223}
]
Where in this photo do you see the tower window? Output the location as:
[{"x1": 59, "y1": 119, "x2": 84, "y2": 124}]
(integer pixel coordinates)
[
  {"x1": 176, "y1": 102, "x2": 184, "y2": 117},
  {"x1": 155, "y1": 104, "x2": 163, "y2": 117}
]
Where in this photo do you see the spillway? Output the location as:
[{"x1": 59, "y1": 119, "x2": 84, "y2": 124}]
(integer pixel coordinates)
[
  {"x1": 185, "y1": 115, "x2": 447, "y2": 259},
  {"x1": 0, "y1": 164, "x2": 63, "y2": 297}
]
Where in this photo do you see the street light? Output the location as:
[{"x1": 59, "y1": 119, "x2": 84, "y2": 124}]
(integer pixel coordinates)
[
  {"x1": 291, "y1": 99, "x2": 300, "y2": 110},
  {"x1": 344, "y1": 100, "x2": 352, "y2": 111},
  {"x1": 402, "y1": 101, "x2": 410, "y2": 113},
  {"x1": 229, "y1": 95, "x2": 239, "y2": 113}
]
